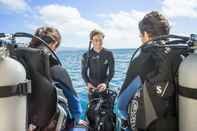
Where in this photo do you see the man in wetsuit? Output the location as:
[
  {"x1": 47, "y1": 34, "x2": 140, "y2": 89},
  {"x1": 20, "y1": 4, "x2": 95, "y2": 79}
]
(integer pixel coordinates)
[
  {"x1": 117, "y1": 11, "x2": 182, "y2": 131},
  {"x1": 81, "y1": 29, "x2": 115, "y2": 130}
]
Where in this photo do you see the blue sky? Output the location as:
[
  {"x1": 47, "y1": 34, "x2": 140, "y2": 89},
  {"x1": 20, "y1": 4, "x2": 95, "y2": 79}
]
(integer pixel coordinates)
[{"x1": 0, "y1": 0, "x2": 197, "y2": 48}]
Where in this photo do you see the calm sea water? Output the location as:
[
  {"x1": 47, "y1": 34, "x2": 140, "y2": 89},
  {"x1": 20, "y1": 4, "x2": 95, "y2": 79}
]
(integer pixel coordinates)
[{"x1": 57, "y1": 49, "x2": 135, "y2": 118}]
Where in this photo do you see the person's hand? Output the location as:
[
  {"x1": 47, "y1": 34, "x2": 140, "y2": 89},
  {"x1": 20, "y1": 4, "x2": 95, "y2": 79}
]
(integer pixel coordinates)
[
  {"x1": 97, "y1": 83, "x2": 107, "y2": 92},
  {"x1": 87, "y1": 82, "x2": 95, "y2": 93},
  {"x1": 28, "y1": 124, "x2": 36, "y2": 131},
  {"x1": 79, "y1": 119, "x2": 89, "y2": 127}
]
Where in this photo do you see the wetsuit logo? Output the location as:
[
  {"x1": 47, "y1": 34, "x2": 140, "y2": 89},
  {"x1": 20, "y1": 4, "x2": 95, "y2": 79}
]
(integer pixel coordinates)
[
  {"x1": 155, "y1": 82, "x2": 169, "y2": 96},
  {"x1": 156, "y1": 85, "x2": 162, "y2": 95},
  {"x1": 130, "y1": 89, "x2": 141, "y2": 130},
  {"x1": 104, "y1": 59, "x2": 108, "y2": 64},
  {"x1": 92, "y1": 55, "x2": 100, "y2": 59}
]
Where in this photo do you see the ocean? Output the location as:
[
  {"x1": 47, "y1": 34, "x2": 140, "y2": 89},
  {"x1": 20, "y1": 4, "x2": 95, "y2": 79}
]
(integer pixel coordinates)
[{"x1": 57, "y1": 48, "x2": 135, "y2": 118}]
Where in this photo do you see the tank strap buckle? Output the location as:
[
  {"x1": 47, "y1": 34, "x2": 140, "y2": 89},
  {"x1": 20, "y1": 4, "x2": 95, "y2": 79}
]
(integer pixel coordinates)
[
  {"x1": 16, "y1": 80, "x2": 31, "y2": 95},
  {"x1": 0, "y1": 80, "x2": 31, "y2": 98}
]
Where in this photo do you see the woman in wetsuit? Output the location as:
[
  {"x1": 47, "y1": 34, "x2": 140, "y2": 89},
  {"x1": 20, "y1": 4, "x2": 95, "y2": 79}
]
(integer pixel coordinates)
[
  {"x1": 81, "y1": 29, "x2": 115, "y2": 131},
  {"x1": 81, "y1": 29, "x2": 115, "y2": 98},
  {"x1": 29, "y1": 26, "x2": 82, "y2": 130}
]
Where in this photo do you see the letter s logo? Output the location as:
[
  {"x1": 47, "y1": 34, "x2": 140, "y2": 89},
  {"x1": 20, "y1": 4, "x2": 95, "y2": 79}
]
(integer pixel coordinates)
[{"x1": 156, "y1": 85, "x2": 162, "y2": 95}]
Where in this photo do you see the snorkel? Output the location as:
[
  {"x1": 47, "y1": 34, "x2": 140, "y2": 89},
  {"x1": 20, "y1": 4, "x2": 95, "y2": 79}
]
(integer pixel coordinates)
[{"x1": 88, "y1": 40, "x2": 92, "y2": 59}]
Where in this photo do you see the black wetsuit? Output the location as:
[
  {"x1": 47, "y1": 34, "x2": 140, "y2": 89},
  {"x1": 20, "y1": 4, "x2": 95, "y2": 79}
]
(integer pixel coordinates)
[
  {"x1": 82, "y1": 48, "x2": 116, "y2": 131},
  {"x1": 50, "y1": 56, "x2": 77, "y2": 95},
  {"x1": 81, "y1": 48, "x2": 115, "y2": 87}
]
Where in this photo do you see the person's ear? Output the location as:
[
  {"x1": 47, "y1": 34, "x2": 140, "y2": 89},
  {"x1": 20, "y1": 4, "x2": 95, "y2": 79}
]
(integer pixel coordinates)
[
  {"x1": 144, "y1": 32, "x2": 148, "y2": 39},
  {"x1": 49, "y1": 41, "x2": 58, "y2": 51},
  {"x1": 53, "y1": 41, "x2": 59, "y2": 49},
  {"x1": 144, "y1": 32, "x2": 152, "y2": 42}
]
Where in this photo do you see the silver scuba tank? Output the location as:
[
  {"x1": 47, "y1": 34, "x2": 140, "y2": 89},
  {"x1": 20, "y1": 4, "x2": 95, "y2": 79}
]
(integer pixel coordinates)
[
  {"x1": 178, "y1": 49, "x2": 197, "y2": 131},
  {"x1": 0, "y1": 47, "x2": 30, "y2": 131}
]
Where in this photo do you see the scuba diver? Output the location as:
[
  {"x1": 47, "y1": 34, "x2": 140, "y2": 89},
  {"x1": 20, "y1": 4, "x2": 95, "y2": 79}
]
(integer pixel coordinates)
[
  {"x1": 0, "y1": 31, "x2": 65, "y2": 131},
  {"x1": 81, "y1": 29, "x2": 114, "y2": 94},
  {"x1": 81, "y1": 29, "x2": 116, "y2": 131},
  {"x1": 29, "y1": 26, "x2": 82, "y2": 130},
  {"x1": 117, "y1": 11, "x2": 184, "y2": 131}
]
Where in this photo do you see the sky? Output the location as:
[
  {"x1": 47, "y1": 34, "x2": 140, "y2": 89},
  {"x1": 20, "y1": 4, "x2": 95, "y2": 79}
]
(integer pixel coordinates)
[{"x1": 0, "y1": 0, "x2": 197, "y2": 49}]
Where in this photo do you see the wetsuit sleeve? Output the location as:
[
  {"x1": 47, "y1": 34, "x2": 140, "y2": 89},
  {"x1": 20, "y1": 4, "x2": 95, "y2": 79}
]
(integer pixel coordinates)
[
  {"x1": 117, "y1": 76, "x2": 142, "y2": 120},
  {"x1": 120, "y1": 59, "x2": 139, "y2": 94},
  {"x1": 50, "y1": 65, "x2": 77, "y2": 96},
  {"x1": 105, "y1": 52, "x2": 115, "y2": 85},
  {"x1": 81, "y1": 53, "x2": 90, "y2": 84}
]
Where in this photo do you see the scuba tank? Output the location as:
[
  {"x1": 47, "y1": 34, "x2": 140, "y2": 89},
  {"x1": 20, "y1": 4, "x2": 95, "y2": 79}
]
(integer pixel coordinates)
[
  {"x1": 0, "y1": 45, "x2": 31, "y2": 131},
  {"x1": 178, "y1": 34, "x2": 197, "y2": 131}
]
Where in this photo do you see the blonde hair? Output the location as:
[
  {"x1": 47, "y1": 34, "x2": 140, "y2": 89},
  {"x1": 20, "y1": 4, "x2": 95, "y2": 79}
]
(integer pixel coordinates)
[{"x1": 30, "y1": 26, "x2": 61, "y2": 48}]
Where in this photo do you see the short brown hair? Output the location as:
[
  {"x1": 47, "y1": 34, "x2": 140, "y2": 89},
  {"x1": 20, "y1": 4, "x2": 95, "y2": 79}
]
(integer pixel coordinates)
[
  {"x1": 139, "y1": 11, "x2": 170, "y2": 38},
  {"x1": 89, "y1": 29, "x2": 105, "y2": 40},
  {"x1": 30, "y1": 26, "x2": 61, "y2": 48}
]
